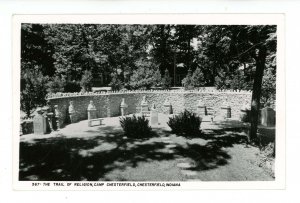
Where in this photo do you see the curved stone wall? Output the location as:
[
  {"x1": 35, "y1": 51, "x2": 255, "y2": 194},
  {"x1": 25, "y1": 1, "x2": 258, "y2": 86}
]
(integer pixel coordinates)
[{"x1": 47, "y1": 90, "x2": 252, "y2": 127}]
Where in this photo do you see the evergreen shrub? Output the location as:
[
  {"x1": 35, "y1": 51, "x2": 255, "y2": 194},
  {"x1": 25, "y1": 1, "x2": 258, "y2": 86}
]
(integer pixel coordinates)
[
  {"x1": 47, "y1": 75, "x2": 66, "y2": 93},
  {"x1": 167, "y1": 110, "x2": 202, "y2": 136},
  {"x1": 120, "y1": 115, "x2": 152, "y2": 139},
  {"x1": 80, "y1": 70, "x2": 93, "y2": 92}
]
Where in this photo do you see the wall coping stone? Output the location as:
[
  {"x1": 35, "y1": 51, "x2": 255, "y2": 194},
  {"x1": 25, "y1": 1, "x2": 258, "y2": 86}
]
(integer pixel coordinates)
[{"x1": 46, "y1": 89, "x2": 252, "y2": 100}]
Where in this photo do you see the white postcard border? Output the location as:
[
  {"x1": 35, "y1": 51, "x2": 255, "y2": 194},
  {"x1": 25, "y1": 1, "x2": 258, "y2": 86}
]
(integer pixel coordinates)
[{"x1": 12, "y1": 13, "x2": 285, "y2": 190}]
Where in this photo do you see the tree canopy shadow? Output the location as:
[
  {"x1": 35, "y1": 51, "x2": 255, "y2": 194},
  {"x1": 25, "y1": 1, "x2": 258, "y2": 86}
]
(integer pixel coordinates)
[
  {"x1": 211, "y1": 120, "x2": 275, "y2": 146},
  {"x1": 19, "y1": 124, "x2": 257, "y2": 181},
  {"x1": 173, "y1": 143, "x2": 231, "y2": 171},
  {"x1": 19, "y1": 134, "x2": 173, "y2": 181},
  {"x1": 202, "y1": 128, "x2": 249, "y2": 147}
]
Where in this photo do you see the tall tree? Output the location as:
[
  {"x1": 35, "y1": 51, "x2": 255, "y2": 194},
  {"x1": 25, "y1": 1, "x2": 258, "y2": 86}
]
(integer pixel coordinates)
[
  {"x1": 21, "y1": 24, "x2": 54, "y2": 115},
  {"x1": 174, "y1": 25, "x2": 199, "y2": 71},
  {"x1": 21, "y1": 24, "x2": 55, "y2": 76},
  {"x1": 196, "y1": 25, "x2": 276, "y2": 141},
  {"x1": 45, "y1": 24, "x2": 152, "y2": 85},
  {"x1": 21, "y1": 68, "x2": 49, "y2": 116},
  {"x1": 245, "y1": 26, "x2": 277, "y2": 141},
  {"x1": 149, "y1": 25, "x2": 175, "y2": 74}
]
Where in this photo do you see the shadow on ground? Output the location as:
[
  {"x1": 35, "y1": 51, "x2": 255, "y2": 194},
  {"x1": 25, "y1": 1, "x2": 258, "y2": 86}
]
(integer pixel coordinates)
[
  {"x1": 208, "y1": 120, "x2": 275, "y2": 147},
  {"x1": 19, "y1": 124, "x2": 267, "y2": 181}
]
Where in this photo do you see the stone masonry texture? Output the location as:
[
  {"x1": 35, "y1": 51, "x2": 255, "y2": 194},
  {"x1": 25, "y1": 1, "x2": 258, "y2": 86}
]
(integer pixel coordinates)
[{"x1": 47, "y1": 91, "x2": 252, "y2": 126}]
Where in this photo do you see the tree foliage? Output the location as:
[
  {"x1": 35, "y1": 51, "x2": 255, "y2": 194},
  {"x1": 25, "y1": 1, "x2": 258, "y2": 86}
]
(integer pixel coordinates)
[
  {"x1": 21, "y1": 23, "x2": 277, "y2": 138},
  {"x1": 129, "y1": 59, "x2": 160, "y2": 90},
  {"x1": 21, "y1": 68, "x2": 49, "y2": 116},
  {"x1": 21, "y1": 24, "x2": 55, "y2": 76},
  {"x1": 47, "y1": 75, "x2": 66, "y2": 93}
]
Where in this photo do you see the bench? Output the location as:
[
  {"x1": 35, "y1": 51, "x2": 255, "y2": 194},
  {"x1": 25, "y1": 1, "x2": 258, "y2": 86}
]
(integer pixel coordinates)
[{"x1": 88, "y1": 118, "x2": 104, "y2": 127}]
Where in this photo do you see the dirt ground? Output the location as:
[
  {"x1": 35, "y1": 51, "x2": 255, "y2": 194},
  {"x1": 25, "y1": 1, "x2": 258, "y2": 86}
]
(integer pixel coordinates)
[{"x1": 19, "y1": 115, "x2": 274, "y2": 181}]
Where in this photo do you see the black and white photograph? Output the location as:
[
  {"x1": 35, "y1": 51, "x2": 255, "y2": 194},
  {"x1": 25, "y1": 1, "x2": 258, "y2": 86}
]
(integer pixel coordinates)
[
  {"x1": 12, "y1": 14, "x2": 285, "y2": 190},
  {"x1": 3, "y1": 0, "x2": 300, "y2": 202}
]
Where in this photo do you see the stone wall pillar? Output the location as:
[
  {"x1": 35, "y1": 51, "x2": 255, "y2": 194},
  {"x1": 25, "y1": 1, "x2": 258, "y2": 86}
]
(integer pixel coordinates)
[
  {"x1": 69, "y1": 101, "x2": 76, "y2": 123},
  {"x1": 197, "y1": 100, "x2": 206, "y2": 117},
  {"x1": 163, "y1": 99, "x2": 172, "y2": 115},
  {"x1": 141, "y1": 96, "x2": 149, "y2": 112},
  {"x1": 87, "y1": 100, "x2": 97, "y2": 120},
  {"x1": 120, "y1": 98, "x2": 128, "y2": 116},
  {"x1": 54, "y1": 105, "x2": 61, "y2": 130},
  {"x1": 150, "y1": 104, "x2": 158, "y2": 126}
]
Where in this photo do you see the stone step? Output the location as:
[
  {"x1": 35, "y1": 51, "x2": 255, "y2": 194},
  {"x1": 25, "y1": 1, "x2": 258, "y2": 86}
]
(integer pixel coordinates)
[
  {"x1": 186, "y1": 179, "x2": 202, "y2": 182},
  {"x1": 176, "y1": 162, "x2": 194, "y2": 169},
  {"x1": 181, "y1": 170, "x2": 198, "y2": 177},
  {"x1": 165, "y1": 144, "x2": 177, "y2": 149}
]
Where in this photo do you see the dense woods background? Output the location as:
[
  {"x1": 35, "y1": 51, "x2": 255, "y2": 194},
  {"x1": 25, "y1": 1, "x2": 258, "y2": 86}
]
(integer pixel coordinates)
[{"x1": 21, "y1": 24, "x2": 276, "y2": 140}]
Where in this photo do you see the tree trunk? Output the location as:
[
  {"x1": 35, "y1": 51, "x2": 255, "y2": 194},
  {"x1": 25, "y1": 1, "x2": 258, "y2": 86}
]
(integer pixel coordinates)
[
  {"x1": 159, "y1": 25, "x2": 167, "y2": 74},
  {"x1": 249, "y1": 46, "x2": 267, "y2": 142},
  {"x1": 187, "y1": 38, "x2": 190, "y2": 70}
]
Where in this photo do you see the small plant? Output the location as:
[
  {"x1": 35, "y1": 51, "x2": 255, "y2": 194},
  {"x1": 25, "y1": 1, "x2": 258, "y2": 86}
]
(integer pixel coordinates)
[
  {"x1": 120, "y1": 115, "x2": 152, "y2": 139},
  {"x1": 167, "y1": 110, "x2": 202, "y2": 136}
]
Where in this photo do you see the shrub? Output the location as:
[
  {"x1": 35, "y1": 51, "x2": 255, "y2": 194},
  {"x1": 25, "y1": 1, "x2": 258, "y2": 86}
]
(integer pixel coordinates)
[
  {"x1": 167, "y1": 110, "x2": 202, "y2": 136},
  {"x1": 120, "y1": 115, "x2": 152, "y2": 139},
  {"x1": 80, "y1": 70, "x2": 93, "y2": 92},
  {"x1": 129, "y1": 67, "x2": 156, "y2": 90},
  {"x1": 20, "y1": 120, "x2": 34, "y2": 135},
  {"x1": 21, "y1": 68, "x2": 49, "y2": 116},
  {"x1": 109, "y1": 72, "x2": 123, "y2": 91},
  {"x1": 153, "y1": 69, "x2": 162, "y2": 87},
  {"x1": 47, "y1": 75, "x2": 66, "y2": 93},
  {"x1": 161, "y1": 68, "x2": 172, "y2": 89},
  {"x1": 182, "y1": 69, "x2": 193, "y2": 90},
  {"x1": 129, "y1": 59, "x2": 161, "y2": 90},
  {"x1": 191, "y1": 67, "x2": 205, "y2": 87}
]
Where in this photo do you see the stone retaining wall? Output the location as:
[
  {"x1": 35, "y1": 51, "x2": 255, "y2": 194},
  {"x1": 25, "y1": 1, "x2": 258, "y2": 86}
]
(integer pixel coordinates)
[{"x1": 47, "y1": 90, "x2": 252, "y2": 127}]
